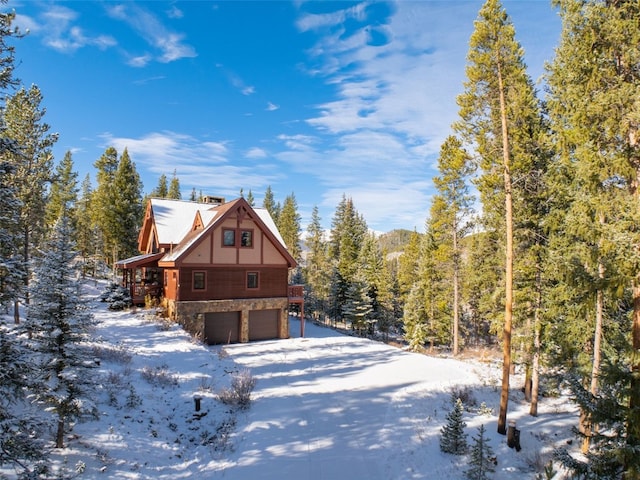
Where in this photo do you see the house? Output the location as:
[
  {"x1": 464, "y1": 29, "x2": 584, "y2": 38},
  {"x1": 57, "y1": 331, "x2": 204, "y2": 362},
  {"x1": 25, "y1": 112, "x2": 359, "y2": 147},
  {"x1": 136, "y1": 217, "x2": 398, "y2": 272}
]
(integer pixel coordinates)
[{"x1": 115, "y1": 196, "x2": 301, "y2": 344}]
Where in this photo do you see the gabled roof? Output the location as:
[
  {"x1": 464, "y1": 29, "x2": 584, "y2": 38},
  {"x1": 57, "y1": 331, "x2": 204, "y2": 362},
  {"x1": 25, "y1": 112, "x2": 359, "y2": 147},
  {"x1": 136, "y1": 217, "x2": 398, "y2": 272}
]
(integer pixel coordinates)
[{"x1": 143, "y1": 197, "x2": 296, "y2": 268}]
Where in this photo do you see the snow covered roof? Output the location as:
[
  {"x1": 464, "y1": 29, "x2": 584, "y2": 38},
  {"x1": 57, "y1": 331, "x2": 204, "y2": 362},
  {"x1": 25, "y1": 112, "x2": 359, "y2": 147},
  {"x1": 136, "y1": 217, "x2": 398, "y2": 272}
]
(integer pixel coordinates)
[
  {"x1": 149, "y1": 198, "x2": 290, "y2": 264},
  {"x1": 150, "y1": 198, "x2": 219, "y2": 246}
]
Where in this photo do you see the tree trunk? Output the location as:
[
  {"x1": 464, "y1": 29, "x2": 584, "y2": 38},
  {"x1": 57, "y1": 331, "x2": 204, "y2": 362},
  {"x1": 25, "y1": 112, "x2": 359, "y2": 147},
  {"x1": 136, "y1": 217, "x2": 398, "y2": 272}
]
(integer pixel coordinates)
[
  {"x1": 530, "y1": 271, "x2": 541, "y2": 416},
  {"x1": 13, "y1": 300, "x2": 19, "y2": 324},
  {"x1": 628, "y1": 282, "x2": 640, "y2": 480},
  {"x1": 453, "y1": 226, "x2": 460, "y2": 356},
  {"x1": 497, "y1": 63, "x2": 514, "y2": 436},
  {"x1": 55, "y1": 418, "x2": 65, "y2": 448}
]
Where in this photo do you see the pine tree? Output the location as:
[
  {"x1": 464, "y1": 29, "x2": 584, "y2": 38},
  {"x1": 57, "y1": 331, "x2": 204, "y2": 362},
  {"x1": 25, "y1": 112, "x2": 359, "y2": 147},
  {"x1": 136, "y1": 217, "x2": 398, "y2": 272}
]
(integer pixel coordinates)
[
  {"x1": 151, "y1": 173, "x2": 168, "y2": 198},
  {"x1": 440, "y1": 397, "x2": 468, "y2": 455},
  {"x1": 0, "y1": 323, "x2": 47, "y2": 476},
  {"x1": 304, "y1": 206, "x2": 331, "y2": 320},
  {"x1": 466, "y1": 424, "x2": 495, "y2": 480},
  {"x1": 429, "y1": 136, "x2": 474, "y2": 355},
  {"x1": 92, "y1": 146, "x2": 119, "y2": 263},
  {"x1": 263, "y1": 185, "x2": 280, "y2": 225},
  {"x1": 246, "y1": 189, "x2": 255, "y2": 206},
  {"x1": 0, "y1": 161, "x2": 22, "y2": 310},
  {"x1": 2, "y1": 85, "x2": 57, "y2": 307},
  {"x1": 167, "y1": 170, "x2": 181, "y2": 199},
  {"x1": 277, "y1": 193, "x2": 301, "y2": 263},
  {"x1": 546, "y1": 0, "x2": 640, "y2": 471},
  {"x1": 396, "y1": 229, "x2": 421, "y2": 307},
  {"x1": 455, "y1": 0, "x2": 544, "y2": 434},
  {"x1": 45, "y1": 150, "x2": 78, "y2": 232},
  {"x1": 111, "y1": 148, "x2": 143, "y2": 261},
  {"x1": 25, "y1": 213, "x2": 97, "y2": 448},
  {"x1": 74, "y1": 174, "x2": 100, "y2": 277}
]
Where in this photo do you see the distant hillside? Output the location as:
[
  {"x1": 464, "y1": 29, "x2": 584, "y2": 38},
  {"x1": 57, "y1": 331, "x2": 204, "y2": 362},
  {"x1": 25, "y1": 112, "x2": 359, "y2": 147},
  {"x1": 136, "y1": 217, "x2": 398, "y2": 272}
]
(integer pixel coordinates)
[{"x1": 377, "y1": 229, "x2": 419, "y2": 254}]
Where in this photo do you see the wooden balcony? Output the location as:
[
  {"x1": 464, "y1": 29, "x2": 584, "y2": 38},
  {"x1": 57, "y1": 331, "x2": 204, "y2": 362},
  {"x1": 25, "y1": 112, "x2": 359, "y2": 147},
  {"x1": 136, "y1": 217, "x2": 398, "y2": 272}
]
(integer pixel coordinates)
[{"x1": 288, "y1": 284, "x2": 304, "y2": 301}]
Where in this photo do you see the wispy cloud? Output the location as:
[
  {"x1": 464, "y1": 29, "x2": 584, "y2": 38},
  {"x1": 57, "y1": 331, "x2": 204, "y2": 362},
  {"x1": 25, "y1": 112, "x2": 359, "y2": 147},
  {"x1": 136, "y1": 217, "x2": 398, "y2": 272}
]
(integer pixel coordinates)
[
  {"x1": 266, "y1": 102, "x2": 280, "y2": 111},
  {"x1": 107, "y1": 3, "x2": 196, "y2": 64},
  {"x1": 245, "y1": 147, "x2": 268, "y2": 159},
  {"x1": 100, "y1": 131, "x2": 280, "y2": 196},
  {"x1": 16, "y1": 5, "x2": 116, "y2": 54},
  {"x1": 215, "y1": 64, "x2": 256, "y2": 96}
]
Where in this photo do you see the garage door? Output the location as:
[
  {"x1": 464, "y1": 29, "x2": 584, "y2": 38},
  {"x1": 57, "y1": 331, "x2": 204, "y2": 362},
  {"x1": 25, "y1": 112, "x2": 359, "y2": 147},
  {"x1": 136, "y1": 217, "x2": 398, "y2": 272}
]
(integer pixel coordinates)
[
  {"x1": 248, "y1": 309, "x2": 279, "y2": 341},
  {"x1": 204, "y1": 311, "x2": 240, "y2": 345}
]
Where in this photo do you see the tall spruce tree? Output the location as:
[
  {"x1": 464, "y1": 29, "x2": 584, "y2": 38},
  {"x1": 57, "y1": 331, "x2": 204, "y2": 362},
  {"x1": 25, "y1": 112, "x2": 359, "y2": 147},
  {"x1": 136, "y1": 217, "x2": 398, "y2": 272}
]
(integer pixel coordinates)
[
  {"x1": 45, "y1": 150, "x2": 78, "y2": 232},
  {"x1": 454, "y1": 0, "x2": 543, "y2": 434},
  {"x1": 262, "y1": 185, "x2": 280, "y2": 225},
  {"x1": 546, "y1": 0, "x2": 640, "y2": 474},
  {"x1": 25, "y1": 213, "x2": 97, "y2": 448},
  {"x1": 92, "y1": 147, "x2": 119, "y2": 263},
  {"x1": 112, "y1": 148, "x2": 143, "y2": 260},
  {"x1": 429, "y1": 136, "x2": 474, "y2": 355},
  {"x1": 0, "y1": 162, "x2": 22, "y2": 311},
  {"x1": 74, "y1": 174, "x2": 99, "y2": 277},
  {"x1": 2, "y1": 85, "x2": 57, "y2": 307},
  {"x1": 277, "y1": 193, "x2": 302, "y2": 263},
  {"x1": 151, "y1": 174, "x2": 168, "y2": 198},
  {"x1": 168, "y1": 169, "x2": 181, "y2": 199},
  {"x1": 304, "y1": 206, "x2": 331, "y2": 320}
]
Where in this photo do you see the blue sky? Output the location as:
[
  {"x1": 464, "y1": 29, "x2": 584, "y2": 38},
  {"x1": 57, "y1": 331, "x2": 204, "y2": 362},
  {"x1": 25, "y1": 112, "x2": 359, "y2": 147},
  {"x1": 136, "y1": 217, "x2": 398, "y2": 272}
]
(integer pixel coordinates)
[{"x1": 13, "y1": 1, "x2": 560, "y2": 233}]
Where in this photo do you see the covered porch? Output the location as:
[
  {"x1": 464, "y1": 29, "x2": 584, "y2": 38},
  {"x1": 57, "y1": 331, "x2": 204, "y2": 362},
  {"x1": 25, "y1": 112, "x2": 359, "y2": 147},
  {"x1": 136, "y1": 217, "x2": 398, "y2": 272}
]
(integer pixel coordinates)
[{"x1": 115, "y1": 252, "x2": 165, "y2": 305}]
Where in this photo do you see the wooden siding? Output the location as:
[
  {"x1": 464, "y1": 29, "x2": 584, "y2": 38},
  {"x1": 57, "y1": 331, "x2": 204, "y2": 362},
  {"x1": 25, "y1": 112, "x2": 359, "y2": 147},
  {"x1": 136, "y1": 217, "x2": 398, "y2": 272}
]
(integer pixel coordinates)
[{"x1": 178, "y1": 266, "x2": 288, "y2": 301}]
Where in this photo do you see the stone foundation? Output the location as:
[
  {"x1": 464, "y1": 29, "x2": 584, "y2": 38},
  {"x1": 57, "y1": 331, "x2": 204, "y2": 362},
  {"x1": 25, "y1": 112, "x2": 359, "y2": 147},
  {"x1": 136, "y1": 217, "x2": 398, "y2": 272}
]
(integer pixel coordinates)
[{"x1": 167, "y1": 297, "x2": 289, "y2": 343}]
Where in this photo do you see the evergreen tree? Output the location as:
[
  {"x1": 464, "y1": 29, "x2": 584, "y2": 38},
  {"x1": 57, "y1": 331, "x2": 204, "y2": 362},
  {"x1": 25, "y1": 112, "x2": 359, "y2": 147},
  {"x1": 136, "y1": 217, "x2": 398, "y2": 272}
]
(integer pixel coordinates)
[
  {"x1": 440, "y1": 397, "x2": 468, "y2": 455},
  {"x1": 455, "y1": 0, "x2": 543, "y2": 434},
  {"x1": 546, "y1": 0, "x2": 640, "y2": 471},
  {"x1": 151, "y1": 173, "x2": 168, "y2": 198},
  {"x1": 429, "y1": 136, "x2": 474, "y2": 355},
  {"x1": 0, "y1": 162, "x2": 22, "y2": 310},
  {"x1": 111, "y1": 148, "x2": 143, "y2": 260},
  {"x1": 304, "y1": 206, "x2": 331, "y2": 321},
  {"x1": 2, "y1": 85, "x2": 57, "y2": 306},
  {"x1": 396, "y1": 229, "x2": 421, "y2": 307},
  {"x1": 45, "y1": 150, "x2": 78, "y2": 232},
  {"x1": 263, "y1": 185, "x2": 280, "y2": 225},
  {"x1": 246, "y1": 189, "x2": 255, "y2": 206},
  {"x1": 342, "y1": 279, "x2": 372, "y2": 335},
  {"x1": 0, "y1": 323, "x2": 47, "y2": 476},
  {"x1": 189, "y1": 187, "x2": 197, "y2": 202},
  {"x1": 465, "y1": 424, "x2": 495, "y2": 480},
  {"x1": 92, "y1": 146, "x2": 119, "y2": 263},
  {"x1": 25, "y1": 213, "x2": 97, "y2": 448},
  {"x1": 277, "y1": 193, "x2": 301, "y2": 263},
  {"x1": 75, "y1": 174, "x2": 100, "y2": 277},
  {"x1": 167, "y1": 170, "x2": 181, "y2": 199}
]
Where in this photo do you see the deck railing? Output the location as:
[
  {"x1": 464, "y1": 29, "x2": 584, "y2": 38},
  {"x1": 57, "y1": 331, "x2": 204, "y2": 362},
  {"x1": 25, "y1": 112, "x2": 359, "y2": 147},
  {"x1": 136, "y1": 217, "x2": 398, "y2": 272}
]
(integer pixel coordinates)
[{"x1": 288, "y1": 284, "x2": 304, "y2": 300}]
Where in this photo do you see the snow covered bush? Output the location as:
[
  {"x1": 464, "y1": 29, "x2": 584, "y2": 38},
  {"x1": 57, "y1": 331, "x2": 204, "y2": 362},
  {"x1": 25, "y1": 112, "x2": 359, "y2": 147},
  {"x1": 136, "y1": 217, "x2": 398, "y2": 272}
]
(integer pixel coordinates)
[
  {"x1": 141, "y1": 364, "x2": 178, "y2": 388},
  {"x1": 101, "y1": 283, "x2": 131, "y2": 310},
  {"x1": 218, "y1": 369, "x2": 256, "y2": 409},
  {"x1": 440, "y1": 397, "x2": 468, "y2": 454}
]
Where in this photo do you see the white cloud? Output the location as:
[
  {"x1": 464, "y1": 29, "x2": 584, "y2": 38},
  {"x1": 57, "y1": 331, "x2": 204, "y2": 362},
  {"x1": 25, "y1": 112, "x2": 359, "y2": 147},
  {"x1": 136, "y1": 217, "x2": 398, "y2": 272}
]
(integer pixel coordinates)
[
  {"x1": 266, "y1": 102, "x2": 280, "y2": 111},
  {"x1": 216, "y1": 64, "x2": 256, "y2": 96},
  {"x1": 245, "y1": 147, "x2": 268, "y2": 159},
  {"x1": 166, "y1": 6, "x2": 184, "y2": 19},
  {"x1": 22, "y1": 5, "x2": 117, "y2": 54},
  {"x1": 107, "y1": 3, "x2": 196, "y2": 64},
  {"x1": 99, "y1": 131, "x2": 281, "y2": 196}
]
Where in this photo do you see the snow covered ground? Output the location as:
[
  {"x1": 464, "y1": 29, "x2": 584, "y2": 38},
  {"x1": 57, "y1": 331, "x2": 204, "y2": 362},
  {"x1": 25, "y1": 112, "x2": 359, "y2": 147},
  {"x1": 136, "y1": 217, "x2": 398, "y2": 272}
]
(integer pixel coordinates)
[{"x1": 13, "y1": 283, "x2": 579, "y2": 479}]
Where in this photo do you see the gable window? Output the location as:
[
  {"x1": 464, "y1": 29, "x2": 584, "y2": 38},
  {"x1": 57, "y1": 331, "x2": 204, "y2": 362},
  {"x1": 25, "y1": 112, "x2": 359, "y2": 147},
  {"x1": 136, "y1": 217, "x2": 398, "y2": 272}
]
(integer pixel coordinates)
[
  {"x1": 247, "y1": 271, "x2": 259, "y2": 289},
  {"x1": 241, "y1": 230, "x2": 253, "y2": 247},
  {"x1": 223, "y1": 229, "x2": 235, "y2": 247},
  {"x1": 193, "y1": 271, "x2": 206, "y2": 290}
]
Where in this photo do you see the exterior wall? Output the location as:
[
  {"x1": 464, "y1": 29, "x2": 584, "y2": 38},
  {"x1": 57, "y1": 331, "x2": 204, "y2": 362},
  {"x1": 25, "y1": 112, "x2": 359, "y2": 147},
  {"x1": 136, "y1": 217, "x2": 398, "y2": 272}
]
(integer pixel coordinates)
[
  {"x1": 172, "y1": 297, "x2": 289, "y2": 343},
  {"x1": 183, "y1": 235, "x2": 211, "y2": 263},
  {"x1": 179, "y1": 266, "x2": 288, "y2": 301}
]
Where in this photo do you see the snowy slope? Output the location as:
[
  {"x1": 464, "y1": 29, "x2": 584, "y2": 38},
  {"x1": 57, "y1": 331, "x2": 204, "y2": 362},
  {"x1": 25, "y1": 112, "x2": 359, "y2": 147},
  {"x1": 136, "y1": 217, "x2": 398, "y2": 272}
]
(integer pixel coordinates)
[{"x1": 12, "y1": 283, "x2": 578, "y2": 479}]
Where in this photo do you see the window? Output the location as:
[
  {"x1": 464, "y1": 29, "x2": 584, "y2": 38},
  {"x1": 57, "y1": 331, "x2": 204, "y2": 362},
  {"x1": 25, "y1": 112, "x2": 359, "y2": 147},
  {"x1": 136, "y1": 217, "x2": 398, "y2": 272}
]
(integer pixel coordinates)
[
  {"x1": 223, "y1": 229, "x2": 235, "y2": 246},
  {"x1": 193, "y1": 271, "x2": 206, "y2": 290},
  {"x1": 247, "y1": 272, "x2": 259, "y2": 289},
  {"x1": 241, "y1": 230, "x2": 253, "y2": 247}
]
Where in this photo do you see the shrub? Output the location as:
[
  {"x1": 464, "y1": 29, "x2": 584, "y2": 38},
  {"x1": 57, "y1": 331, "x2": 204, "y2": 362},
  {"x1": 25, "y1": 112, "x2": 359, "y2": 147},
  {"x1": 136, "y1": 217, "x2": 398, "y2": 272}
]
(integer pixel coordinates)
[{"x1": 217, "y1": 369, "x2": 256, "y2": 409}]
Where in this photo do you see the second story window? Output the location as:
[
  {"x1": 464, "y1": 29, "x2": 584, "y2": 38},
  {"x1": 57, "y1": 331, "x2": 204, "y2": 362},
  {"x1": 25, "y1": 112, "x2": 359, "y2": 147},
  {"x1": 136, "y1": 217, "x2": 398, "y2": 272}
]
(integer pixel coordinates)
[
  {"x1": 223, "y1": 229, "x2": 235, "y2": 247},
  {"x1": 247, "y1": 271, "x2": 259, "y2": 289},
  {"x1": 241, "y1": 230, "x2": 252, "y2": 247}
]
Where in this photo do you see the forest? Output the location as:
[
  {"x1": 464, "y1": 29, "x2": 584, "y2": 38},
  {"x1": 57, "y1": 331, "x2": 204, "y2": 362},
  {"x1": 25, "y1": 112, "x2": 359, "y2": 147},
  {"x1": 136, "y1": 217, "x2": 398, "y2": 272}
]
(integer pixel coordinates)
[{"x1": 1, "y1": 0, "x2": 639, "y2": 478}]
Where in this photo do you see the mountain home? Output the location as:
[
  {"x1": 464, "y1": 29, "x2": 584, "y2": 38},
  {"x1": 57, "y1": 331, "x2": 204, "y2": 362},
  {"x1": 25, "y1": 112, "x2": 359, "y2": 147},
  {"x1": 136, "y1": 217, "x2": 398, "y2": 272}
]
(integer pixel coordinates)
[{"x1": 116, "y1": 196, "x2": 302, "y2": 344}]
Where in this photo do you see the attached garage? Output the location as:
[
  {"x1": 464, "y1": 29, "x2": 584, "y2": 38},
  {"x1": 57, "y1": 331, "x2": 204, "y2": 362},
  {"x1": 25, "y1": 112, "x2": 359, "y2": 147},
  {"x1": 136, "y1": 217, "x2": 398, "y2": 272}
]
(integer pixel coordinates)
[
  {"x1": 249, "y1": 309, "x2": 279, "y2": 341},
  {"x1": 204, "y1": 311, "x2": 240, "y2": 345}
]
